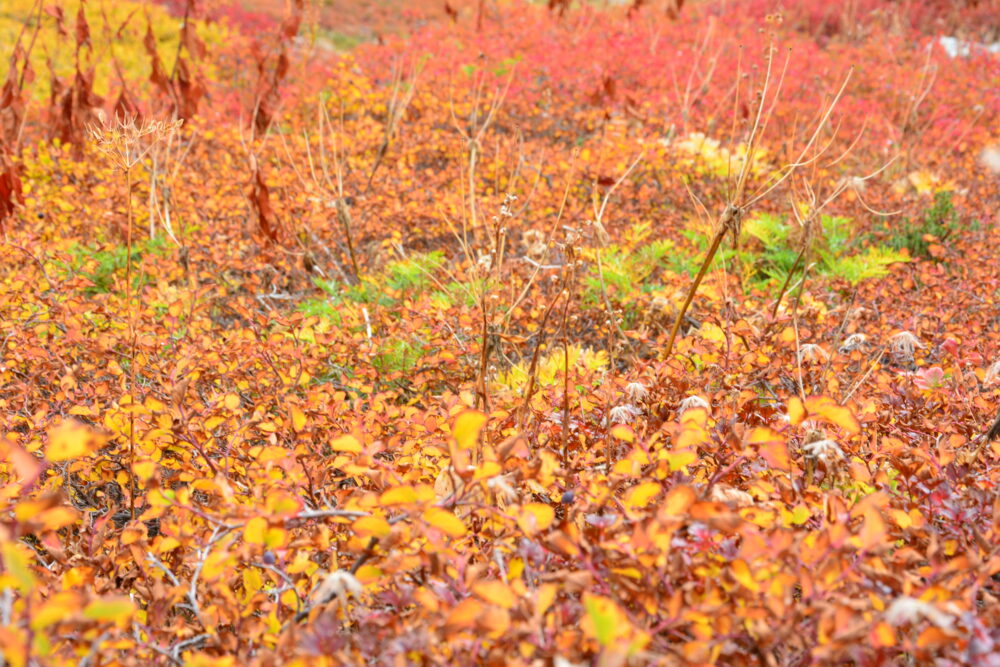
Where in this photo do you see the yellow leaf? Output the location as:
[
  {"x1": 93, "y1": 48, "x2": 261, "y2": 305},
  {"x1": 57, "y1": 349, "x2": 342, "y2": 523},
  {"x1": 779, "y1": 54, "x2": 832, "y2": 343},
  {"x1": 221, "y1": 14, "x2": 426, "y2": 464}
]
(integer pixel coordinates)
[
  {"x1": 132, "y1": 460, "x2": 157, "y2": 481},
  {"x1": 623, "y1": 482, "x2": 661, "y2": 512},
  {"x1": 265, "y1": 491, "x2": 303, "y2": 516},
  {"x1": 290, "y1": 406, "x2": 307, "y2": 432},
  {"x1": 330, "y1": 434, "x2": 362, "y2": 453},
  {"x1": 380, "y1": 486, "x2": 418, "y2": 506},
  {"x1": 665, "y1": 449, "x2": 697, "y2": 472},
  {"x1": 731, "y1": 559, "x2": 759, "y2": 592},
  {"x1": 148, "y1": 489, "x2": 174, "y2": 507},
  {"x1": 453, "y1": 410, "x2": 487, "y2": 450},
  {"x1": 517, "y1": 503, "x2": 555, "y2": 535},
  {"x1": 611, "y1": 567, "x2": 642, "y2": 580},
  {"x1": 889, "y1": 509, "x2": 912, "y2": 530},
  {"x1": 46, "y1": 419, "x2": 103, "y2": 462},
  {"x1": 223, "y1": 394, "x2": 240, "y2": 410},
  {"x1": 610, "y1": 425, "x2": 635, "y2": 443},
  {"x1": 201, "y1": 550, "x2": 236, "y2": 581},
  {"x1": 472, "y1": 461, "x2": 502, "y2": 481},
  {"x1": 788, "y1": 397, "x2": 806, "y2": 425},
  {"x1": 699, "y1": 322, "x2": 726, "y2": 343},
  {"x1": 788, "y1": 505, "x2": 811, "y2": 525},
  {"x1": 535, "y1": 583, "x2": 558, "y2": 618},
  {"x1": 205, "y1": 415, "x2": 226, "y2": 431},
  {"x1": 472, "y1": 580, "x2": 516, "y2": 609},
  {"x1": 354, "y1": 565, "x2": 382, "y2": 584},
  {"x1": 423, "y1": 507, "x2": 466, "y2": 538},
  {"x1": 38, "y1": 507, "x2": 78, "y2": 532},
  {"x1": 243, "y1": 568, "x2": 263, "y2": 601},
  {"x1": 353, "y1": 516, "x2": 391, "y2": 539},
  {"x1": 155, "y1": 536, "x2": 180, "y2": 553},
  {"x1": 0, "y1": 541, "x2": 37, "y2": 593},
  {"x1": 244, "y1": 517, "x2": 267, "y2": 545},
  {"x1": 265, "y1": 527, "x2": 287, "y2": 549}
]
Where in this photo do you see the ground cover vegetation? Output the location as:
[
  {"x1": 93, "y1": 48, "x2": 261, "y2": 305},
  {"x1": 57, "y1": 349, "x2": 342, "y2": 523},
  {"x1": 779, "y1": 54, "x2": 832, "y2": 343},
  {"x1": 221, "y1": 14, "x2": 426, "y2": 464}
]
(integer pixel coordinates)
[{"x1": 0, "y1": 0, "x2": 998, "y2": 664}]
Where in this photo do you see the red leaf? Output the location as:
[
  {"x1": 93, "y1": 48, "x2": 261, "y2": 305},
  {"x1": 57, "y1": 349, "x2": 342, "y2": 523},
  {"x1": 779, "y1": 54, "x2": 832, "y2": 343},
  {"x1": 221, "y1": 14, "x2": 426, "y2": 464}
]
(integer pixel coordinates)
[{"x1": 75, "y1": 4, "x2": 91, "y2": 49}]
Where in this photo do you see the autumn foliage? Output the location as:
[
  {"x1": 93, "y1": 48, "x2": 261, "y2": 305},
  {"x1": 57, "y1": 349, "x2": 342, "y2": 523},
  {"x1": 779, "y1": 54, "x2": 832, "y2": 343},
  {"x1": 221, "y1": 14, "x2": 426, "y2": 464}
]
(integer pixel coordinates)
[{"x1": 0, "y1": 0, "x2": 999, "y2": 664}]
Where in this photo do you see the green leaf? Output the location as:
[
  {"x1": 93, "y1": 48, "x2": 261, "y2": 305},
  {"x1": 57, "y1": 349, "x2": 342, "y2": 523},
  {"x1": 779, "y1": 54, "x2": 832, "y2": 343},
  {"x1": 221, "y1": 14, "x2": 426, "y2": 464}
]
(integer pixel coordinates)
[
  {"x1": 584, "y1": 594, "x2": 619, "y2": 646},
  {"x1": 83, "y1": 596, "x2": 135, "y2": 624}
]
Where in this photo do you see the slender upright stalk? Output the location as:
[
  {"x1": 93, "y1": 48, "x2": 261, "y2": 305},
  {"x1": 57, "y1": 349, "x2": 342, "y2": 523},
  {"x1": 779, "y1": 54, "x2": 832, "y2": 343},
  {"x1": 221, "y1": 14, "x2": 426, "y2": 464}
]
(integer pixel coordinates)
[{"x1": 124, "y1": 166, "x2": 137, "y2": 515}]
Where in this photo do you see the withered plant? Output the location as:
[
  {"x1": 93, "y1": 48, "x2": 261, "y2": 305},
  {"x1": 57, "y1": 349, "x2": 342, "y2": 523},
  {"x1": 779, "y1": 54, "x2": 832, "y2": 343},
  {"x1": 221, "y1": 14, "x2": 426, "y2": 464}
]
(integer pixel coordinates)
[{"x1": 88, "y1": 113, "x2": 183, "y2": 514}]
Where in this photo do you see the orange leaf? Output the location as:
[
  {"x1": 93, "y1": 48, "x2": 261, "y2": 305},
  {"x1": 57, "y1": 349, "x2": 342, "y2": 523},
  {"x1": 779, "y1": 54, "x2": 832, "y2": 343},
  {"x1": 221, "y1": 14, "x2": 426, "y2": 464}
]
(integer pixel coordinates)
[
  {"x1": 2, "y1": 439, "x2": 42, "y2": 485},
  {"x1": 806, "y1": 396, "x2": 861, "y2": 435},
  {"x1": 856, "y1": 507, "x2": 886, "y2": 551},
  {"x1": 916, "y1": 626, "x2": 952, "y2": 649},
  {"x1": 472, "y1": 580, "x2": 516, "y2": 609},
  {"x1": 445, "y1": 598, "x2": 482, "y2": 631},
  {"x1": 476, "y1": 605, "x2": 511, "y2": 638},
  {"x1": 290, "y1": 406, "x2": 307, "y2": 432},
  {"x1": 748, "y1": 427, "x2": 791, "y2": 471},
  {"x1": 659, "y1": 485, "x2": 696, "y2": 518},
  {"x1": 46, "y1": 419, "x2": 103, "y2": 462},
  {"x1": 623, "y1": 482, "x2": 661, "y2": 513},
  {"x1": 870, "y1": 621, "x2": 896, "y2": 647}
]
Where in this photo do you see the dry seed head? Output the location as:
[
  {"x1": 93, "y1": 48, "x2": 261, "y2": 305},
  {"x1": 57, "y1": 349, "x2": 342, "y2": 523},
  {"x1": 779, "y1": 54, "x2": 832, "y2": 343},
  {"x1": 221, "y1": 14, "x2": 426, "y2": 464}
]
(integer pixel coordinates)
[
  {"x1": 591, "y1": 220, "x2": 610, "y2": 247},
  {"x1": 979, "y1": 146, "x2": 1000, "y2": 174},
  {"x1": 678, "y1": 395, "x2": 710, "y2": 415},
  {"x1": 709, "y1": 484, "x2": 754, "y2": 508},
  {"x1": 526, "y1": 242, "x2": 547, "y2": 260},
  {"x1": 884, "y1": 597, "x2": 955, "y2": 630},
  {"x1": 798, "y1": 344, "x2": 829, "y2": 364},
  {"x1": 889, "y1": 330, "x2": 923, "y2": 362},
  {"x1": 802, "y1": 438, "x2": 844, "y2": 463},
  {"x1": 309, "y1": 570, "x2": 363, "y2": 608},
  {"x1": 839, "y1": 333, "x2": 867, "y2": 353},
  {"x1": 624, "y1": 381, "x2": 648, "y2": 402},
  {"x1": 608, "y1": 404, "x2": 642, "y2": 425},
  {"x1": 89, "y1": 114, "x2": 184, "y2": 170},
  {"x1": 487, "y1": 474, "x2": 518, "y2": 502},
  {"x1": 984, "y1": 359, "x2": 1000, "y2": 386}
]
